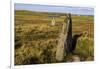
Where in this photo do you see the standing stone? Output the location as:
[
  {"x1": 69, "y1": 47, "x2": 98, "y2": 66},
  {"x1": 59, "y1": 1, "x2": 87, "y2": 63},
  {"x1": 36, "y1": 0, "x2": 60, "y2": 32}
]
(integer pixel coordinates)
[
  {"x1": 65, "y1": 13, "x2": 72, "y2": 54},
  {"x1": 51, "y1": 17, "x2": 55, "y2": 26},
  {"x1": 56, "y1": 13, "x2": 72, "y2": 61}
]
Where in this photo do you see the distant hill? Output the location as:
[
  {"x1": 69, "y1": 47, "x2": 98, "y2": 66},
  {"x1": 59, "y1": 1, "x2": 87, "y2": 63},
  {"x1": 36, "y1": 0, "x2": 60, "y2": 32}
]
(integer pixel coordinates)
[{"x1": 15, "y1": 10, "x2": 67, "y2": 16}]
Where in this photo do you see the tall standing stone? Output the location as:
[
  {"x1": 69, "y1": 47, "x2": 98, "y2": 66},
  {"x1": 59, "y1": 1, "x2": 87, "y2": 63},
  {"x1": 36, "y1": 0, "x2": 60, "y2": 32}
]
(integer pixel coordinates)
[{"x1": 56, "y1": 13, "x2": 72, "y2": 61}]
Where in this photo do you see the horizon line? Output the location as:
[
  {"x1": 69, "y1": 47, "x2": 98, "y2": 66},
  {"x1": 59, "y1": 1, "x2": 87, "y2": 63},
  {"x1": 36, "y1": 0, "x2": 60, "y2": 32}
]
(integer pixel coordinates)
[{"x1": 15, "y1": 3, "x2": 94, "y2": 16}]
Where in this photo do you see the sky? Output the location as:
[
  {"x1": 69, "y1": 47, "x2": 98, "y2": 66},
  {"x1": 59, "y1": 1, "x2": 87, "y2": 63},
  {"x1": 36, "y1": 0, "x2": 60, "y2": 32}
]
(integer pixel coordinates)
[{"x1": 15, "y1": 3, "x2": 94, "y2": 15}]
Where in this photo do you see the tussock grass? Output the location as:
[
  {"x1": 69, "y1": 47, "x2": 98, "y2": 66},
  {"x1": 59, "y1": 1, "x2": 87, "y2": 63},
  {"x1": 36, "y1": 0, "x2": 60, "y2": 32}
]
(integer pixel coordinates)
[{"x1": 15, "y1": 10, "x2": 94, "y2": 65}]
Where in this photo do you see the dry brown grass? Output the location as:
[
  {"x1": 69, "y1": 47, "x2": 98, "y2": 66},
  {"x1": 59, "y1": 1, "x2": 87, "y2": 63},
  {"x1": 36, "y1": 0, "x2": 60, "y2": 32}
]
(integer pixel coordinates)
[{"x1": 15, "y1": 10, "x2": 94, "y2": 65}]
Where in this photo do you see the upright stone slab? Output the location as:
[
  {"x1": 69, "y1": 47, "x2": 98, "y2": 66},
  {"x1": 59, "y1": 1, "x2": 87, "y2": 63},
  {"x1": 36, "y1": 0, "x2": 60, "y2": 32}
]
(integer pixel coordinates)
[
  {"x1": 51, "y1": 17, "x2": 55, "y2": 26},
  {"x1": 56, "y1": 13, "x2": 72, "y2": 61}
]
